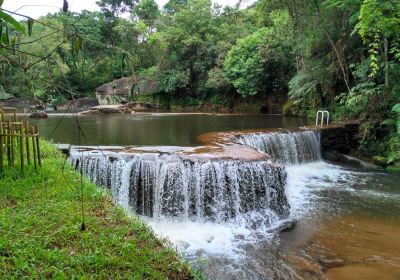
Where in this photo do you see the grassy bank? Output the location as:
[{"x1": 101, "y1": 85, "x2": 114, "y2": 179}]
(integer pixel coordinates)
[{"x1": 0, "y1": 141, "x2": 194, "y2": 279}]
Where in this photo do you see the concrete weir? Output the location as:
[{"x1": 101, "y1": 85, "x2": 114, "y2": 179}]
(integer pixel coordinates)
[
  {"x1": 59, "y1": 122, "x2": 359, "y2": 229},
  {"x1": 69, "y1": 145, "x2": 289, "y2": 224}
]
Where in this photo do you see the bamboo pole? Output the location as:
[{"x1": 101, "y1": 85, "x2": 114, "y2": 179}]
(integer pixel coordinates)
[
  {"x1": 0, "y1": 121, "x2": 3, "y2": 172},
  {"x1": 24, "y1": 121, "x2": 30, "y2": 165},
  {"x1": 0, "y1": 110, "x2": 41, "y2": 172},
  {"x1": 10, "y1": 123, "x2": 15, "y2": 166},
  {"x1": 34, "y1": 125, "x2": 41, "y2": 167},
  {"x1": 7, "y1": 120, "x2": 11, "y2": 167},
  {"x1": 20, "y1": 123, "x2": 24, "y2": 172},
  {"x1": 32, "y1": 127, "x2": 37, "y2": 170}
]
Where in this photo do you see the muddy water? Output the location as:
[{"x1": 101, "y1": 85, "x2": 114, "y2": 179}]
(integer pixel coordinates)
[{"x1": 161, "y1": 161, "x2": 400, "y2": 280}]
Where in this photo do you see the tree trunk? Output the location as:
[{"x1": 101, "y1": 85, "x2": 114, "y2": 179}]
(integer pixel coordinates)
[
  {"x1": 383, "y1": 36, "x2": 389, "y2": 92},
  {"x1": 313, "y1": 0, "x2": 351, "y2": 94}
]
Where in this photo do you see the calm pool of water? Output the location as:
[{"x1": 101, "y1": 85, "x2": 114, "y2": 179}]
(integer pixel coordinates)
[{"x1": 30, "y1": 113, "x2": 310, "y2": 146}]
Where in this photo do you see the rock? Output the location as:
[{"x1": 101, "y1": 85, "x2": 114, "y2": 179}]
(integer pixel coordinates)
[
  {"x1": 323, "y1": 151, "x2": 365, "y2": 168},
  {"x1": 277, "y1": 219, "x2": 297, "y2": 233},
  {"x1": 59, "y1": 97, "x2": 99, "y2": 111},
  {"x1": 29, "y1": 111, "x2": 48, "y2": 119},
  {"x1": 95, "y1": 76, "x2": 158, "y2": 105},
  {"x1": 80, "y1": 103, "x2": 155, "y2": 114},
  {"x1": 372, "y1": 156, "x2": 387, "y2": 167},
  {"x1": 318, "y1": 258, "x2": 345, "y2": 269},
  {"x1": 57, "y1": 144, "x2": 71, "y2": 156},
  {"x1": 124, "y1": 102, "x2": 153, "y2": 112},
  {"x1": 206, "y1": 236, "x2": 215, "y2": 243},
  {"x1": 80, "y1": 105, "x2": 124, "y2": 114},
  {"x1": 95, "y1": 105, "x2": 124, "y2": 114},
  {"x1": 0, "y1": 97, "x2": 44, "y2": 110},
  {"x1": 267, "y1": 219, "x2": 297, "y2": 233}
]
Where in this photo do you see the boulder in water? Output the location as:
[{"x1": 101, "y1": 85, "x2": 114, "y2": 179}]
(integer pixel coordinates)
[
  {"x1": 80, "y1": 105, "x2": 125, "y2": 114},
  {"x1": 267, "y1": 219, "x2": 297, "y2": 233},
  {"x1": 372, "y1": 156, "x2": 387, "y2": 167},
  {"x1": 29, "y1": 111, "x2": 48, "y2": 119}
]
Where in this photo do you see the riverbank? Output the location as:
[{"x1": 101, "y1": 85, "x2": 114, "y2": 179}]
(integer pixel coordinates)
[{"x1": 0, "y1": 141, "x2": 194, "y2": 279}]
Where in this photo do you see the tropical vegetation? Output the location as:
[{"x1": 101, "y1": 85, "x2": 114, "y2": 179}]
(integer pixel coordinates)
[{"x1": 0, "y1": 0, "x2": 399, "y2": 169}]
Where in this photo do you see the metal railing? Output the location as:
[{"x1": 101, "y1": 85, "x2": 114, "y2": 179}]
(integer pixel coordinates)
[{"x1": 315, "y1": 110, "x2": 329, "y2": 126}]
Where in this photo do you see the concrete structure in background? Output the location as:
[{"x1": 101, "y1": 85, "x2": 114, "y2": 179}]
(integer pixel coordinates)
[{"x1": 95, "y1": 76, "x2": 158, "y2": 106}]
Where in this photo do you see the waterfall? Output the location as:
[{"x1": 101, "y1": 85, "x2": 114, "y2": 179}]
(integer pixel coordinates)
[
  {"x1": 71, "y1": 151, "x2": 289, "y2": 225},
  {"x1": 235, "y1": 130, "x2": 321, "y2": 164}
]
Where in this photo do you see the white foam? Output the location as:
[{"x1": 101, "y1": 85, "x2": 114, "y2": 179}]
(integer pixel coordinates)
[
  {"x1": 147, "y1": 219, "x2": 250, "y2": 258},
  {"x1": 145, "y1": 161, "x2": 357, "y2": 258}
]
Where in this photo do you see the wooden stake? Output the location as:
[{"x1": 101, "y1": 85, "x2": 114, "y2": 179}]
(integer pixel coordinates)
[
  {"x1": 0, "y1": 121, "x2": 3, "y2": 173},
  {"x1": 35, "y1": 125, "x2": 41, "y2": 167},
  {"x1": 20, "y1": 123, "x2": 24, "y2": 172},
  {"x1": 25, "y1": 121, "x2": 30, "y2": 165},
  {"x1": 7, "y1": 120, "x2": 11, "y2": 167},
  {"x1": 10, "y1": 123, "x2": 15, "y2": 166},
  {"x1": 32, "y1": 128, "x2": 37, "y2": 170}
]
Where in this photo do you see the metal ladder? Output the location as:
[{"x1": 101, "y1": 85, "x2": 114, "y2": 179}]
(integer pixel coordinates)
[{"x1": 315, "y1": 110, "x2": 329, "y2": 126}]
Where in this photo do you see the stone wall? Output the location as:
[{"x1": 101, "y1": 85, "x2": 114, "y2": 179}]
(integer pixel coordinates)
[{"x1": 309, "y1": 122, "x2": 361, "y2": 164}]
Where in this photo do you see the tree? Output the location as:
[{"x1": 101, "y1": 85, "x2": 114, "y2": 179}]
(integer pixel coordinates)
[
  {"x1": 224, "y1": 29, "x2": 266, "y2": 97},
  {"x1": 224, "y1": 11, "x2": 294, "y2": 97},
  {"x1": 163, "y1": 0, "x2": 187, "y2": 15},
  {"x1": 134, "y1": 0, "x2": 160, "y2": 27},
  {"x1": 356, "y1": 0, "x2": 400, "y2": 85},
  {"x1": 158, "y1": 0, "x2": 219, "y2": 96},
  {"x1": 96, "y1": 0, "x2": 138, "y2": 16}
]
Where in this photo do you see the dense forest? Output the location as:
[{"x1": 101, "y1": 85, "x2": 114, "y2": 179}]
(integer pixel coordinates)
[{"x1": 0, "y1": 0, "x2": 399, "y2": 170}]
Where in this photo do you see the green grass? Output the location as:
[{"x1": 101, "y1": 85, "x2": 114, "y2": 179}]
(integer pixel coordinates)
[{"x1": 0, "y1": 141, "x2": 194, "y2": 279}]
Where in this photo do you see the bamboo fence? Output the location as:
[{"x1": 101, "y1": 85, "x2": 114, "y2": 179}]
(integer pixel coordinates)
[{"x1": 0, "y1": 108, "x2": 41, "y2": 173}]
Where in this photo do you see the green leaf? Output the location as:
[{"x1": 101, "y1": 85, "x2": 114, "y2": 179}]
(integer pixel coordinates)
[
  {"x1": 71, "y1": 35, "x2": 83, "y2": 56},
  {"x1": 392, "y1": 104, "x2": 400, "y2": 113},
  {"x1": 0, "y1": 0, "x2": 3, "y2": 7},
  {"x1": 0, "y1": 10, "x2": 25, "y2": 34},
  {"x1": 4, "y1": 26, "x2": 9, "y2": 45},
  {"x1": 10, "y1": 36, "x2": 15, "y2": 49}
]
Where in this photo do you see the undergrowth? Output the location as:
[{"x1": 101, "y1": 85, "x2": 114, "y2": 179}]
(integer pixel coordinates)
[{"x1": 0, "y1": 141, "x2": 196, "y2": 279}]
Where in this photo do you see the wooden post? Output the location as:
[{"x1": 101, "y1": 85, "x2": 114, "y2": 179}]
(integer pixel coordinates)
[
  {"x1": 7, "y1": 120, "x2": 11, "y2": 167},
  {"x1": 0, "y1": 111, "x2": 41, "y2": 172},
  {"x1": 0, "y1": 121, "x2": 3, "y2": 172},
  {"x1": 10, "y1": 123, "x2": 15, "y2": 166},
  {"x1": 32, "y1": 126, "x2": 37, "y2": 170},
  {"x1": 24, "y1": 121, "x2": 30, "y2": 165},
  {"x1": 20, "y1": 123, "x2": 24, "y2": 172},
  {"x1": 34, "y1": 125, "x2": 41, "y2": 167}
]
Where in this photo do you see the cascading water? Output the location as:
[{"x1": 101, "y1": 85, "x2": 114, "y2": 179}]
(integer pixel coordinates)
[
  {"x1": 68, "y1": 128, "x2": 326, "y2": 264},
  {"x1": 235, "y1": 130, "x2": 321, "y2": 164},
  {"x1": 70, "y1": 151, "x2": 289, "y2": 225}
]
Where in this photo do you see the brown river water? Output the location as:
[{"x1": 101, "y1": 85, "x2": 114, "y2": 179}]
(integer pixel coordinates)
[{"x1": 32, "y1": 114, "x2": 400, "y2": 279}]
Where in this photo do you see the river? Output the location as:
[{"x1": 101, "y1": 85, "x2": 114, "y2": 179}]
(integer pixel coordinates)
[{"x1": 32, "y1": 114, "x2": 400, "y2": 279}]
